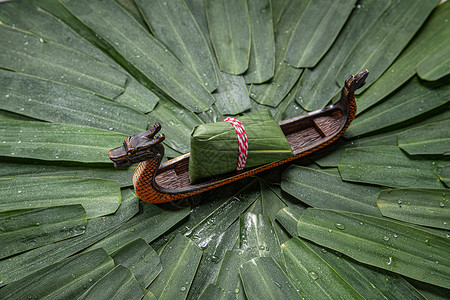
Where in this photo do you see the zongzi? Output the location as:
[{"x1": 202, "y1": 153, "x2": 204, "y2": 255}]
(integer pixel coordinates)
[{"x1": 189, "y1": 110, "x2": 294, "y2": 183}]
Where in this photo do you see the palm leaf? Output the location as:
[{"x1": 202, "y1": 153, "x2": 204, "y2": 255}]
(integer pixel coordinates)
[
  {"x1": 398, "y1": 119, "x2": 450, "y2": 155},
  {"x1": 0, "y1": 205, "x2": 86, "y2": 259},
  {"x1": 244, "y1": 0, "x2": 275, "y2": 84},
  {"x1": 60, "y1": 0, "x2": 215, "y2": 113},
  {"x1": 338, "y1": 146, "x2": 444, "y2": 188},
  {"x1": 239, "y1": 256, "x2": 300, "y2": 299},
  {"x1": 284, "y1": 0, "x2": 356, "y2": 68},
  {"x1": 297, "y1": 208, "x2": 450, "y2": 289},
  {"x1": 213, "y1": 72, "x2": 251, "y2": 115},
  {"x1": 0, "y1": 189, "x2": 138, "y2": 287},
  {"x1": 336, "y1": 0, "x2": 438, "y2": 91},
  {"x1": 205, "y1": 0, "x2": 250, "y2": 75},
  {"x1": 0, "y1": 176, "x2": 121, "y2": 218},
  {"x1": 214, "y1": 249, "x2": 251, "y2": 298},
  {"x1": 0, "y1": 2, "x2": 159, "y2": 113},
  {"x1": 356, "y1": 1, "x2": 450, "y2": 114},
  {"x1": 249, "y1": 0, "x2": 308, "y2": 107},
  {"x1": 0, "y1": 158, "x2": 134, "y2": 187},
  {"x1": 281, "y1": 165, "x2": 382, "y2": 216},
  {"x1": 0, "y1": 248, "x2": 114, "y2": 299},
  {"x1": 79, "y1": 265, "x2": 145, "y2": 300},
  {"x1": 377, "y1": 188, "x2": 449, "y2": 229},
  {"x1": 136, "y1": 0, "x2": 219, "y2": 92},
  {"x1": 148, "y1": 234, "x2": 202, "y2": 299},
  {"x1": 282, "y1": 237, "x2": 364, "y2": 299},
  {"x1": 296, "y1": 0, "x2": 390, "y2": 111},
  {"x1": 111, "y1": 238, "x2": 162, "y2": 288}
]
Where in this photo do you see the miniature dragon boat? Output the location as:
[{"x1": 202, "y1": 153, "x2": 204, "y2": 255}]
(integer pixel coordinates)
[{"x1": 109, "y1": 70, "x2": 369, "y2": 203}]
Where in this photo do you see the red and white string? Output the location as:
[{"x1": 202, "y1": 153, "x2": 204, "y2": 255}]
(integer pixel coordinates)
[{"x1": 222, "y1": 117, "x2": 248, "y2": 171}]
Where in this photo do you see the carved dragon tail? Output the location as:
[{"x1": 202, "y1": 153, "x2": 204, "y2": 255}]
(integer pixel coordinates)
[{"x1": 338, "y1": 69, "x2": 369, "y2": 127}]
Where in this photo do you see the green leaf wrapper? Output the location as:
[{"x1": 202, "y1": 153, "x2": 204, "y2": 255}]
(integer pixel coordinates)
[{"x1": 189, "y1": 110, "x2": 294, "y2": 183}]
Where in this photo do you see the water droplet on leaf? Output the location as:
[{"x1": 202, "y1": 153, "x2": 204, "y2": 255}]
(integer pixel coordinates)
[
  {"x1": 334, "y1": 223, "x2": 345, "y2": 230},
  {"x1": 308, "y1": 271, "x2": 319, "y2": 280}
]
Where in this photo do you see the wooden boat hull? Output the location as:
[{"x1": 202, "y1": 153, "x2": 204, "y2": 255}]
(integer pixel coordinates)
[{"x1": 109, "y1": 70, "x2": 368, "y2": 203}]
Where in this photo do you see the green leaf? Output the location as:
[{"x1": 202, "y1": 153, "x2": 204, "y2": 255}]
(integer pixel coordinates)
[
  {"x1": 0, "y1": 158, "x2": 134, "y2": 187},
  {"x1": 79, "y1": 265, "x2": 144, "y2": 300},
  {"x1": 151, "y1": 180, "x2": 258, "y2": 251},
  {"x1": 276, "y1": 207, "x2": 304, "y2": 237},
  {"x1": 282, "y1": 237, "x2": 364, "y2": 299},
  {"x1": 417, "y1": 38, "x2": 450, "y2": 81},
  {"x1": 198, "y1": 284, "x2": 237, "y2": 300},
  {"x1": 297, "y1": 208, "x2": 450, "y2": 289},
  {"x1": 336, "y1": 0, "x2": 438, "y2": 91},
  {"x1": 314, "y1": 108, "x2": 450, "y2": 167},
  {"x1": 338, "y1": 146, "x2": 444, "y2": 189},
  {"x1": 249, "y1": 0, "x2": 307, "y2": 107},
  {"x1": 111, "y1": 238, "x2": 162, "y2": 288},
  {"x1": 281, "y1": 166, "x2": 382, "y2": 216},
  {"x1": 0, "y1": 0, "x2": 116, "y2": 67},
  {"x1": 0, "y1": 205, "x2": 86, "y2": 259},
  {"x1": 142, "y1": 290, "x2": 158, "y2": 300},
  {"x1": 183, "y1": 182, "x2": 258, "y2": 299},
  {"x1": 301, "y1": 238, "x2": 426, "y2": 300},
  {"x1": 260, "y1": 183, "x2": 290, "y2": 243},
  {"x1": 61, "y1": 0, "x2": 215, "y2": 113},
  {"x1": 408, "y1": 278, "x2": 450, "y2": 300},
  {"x1": 0, "y1": 121, "x2": 128, "y2": 163},
  {"x1": 215, "y1": 250, "x2": 252, "y2": 298},
  {"x1": 0, "y1": 24, "x2": 126, "y2": 99},
  {"x1": 249, "y1": 196, "x2": 263, "y2": 214},
  {"x1": 260, "y1": 183, "x2": 288, "y2": 220},
  {"x1": 346, "y1": 77, "x2": 450, "y2": 138},
  {"x1": 0, "y1": 0, "x2": 158, "y2": 113},
  {"x1": 85, "y1": 203, "x2": 190, "y2": 254},
  {"x1": 148, "y1": 234, "x2": 203, "y2": 299},
  {"x1": 214, "y1": 72, "x2": 251, "y2": 115},
  {"x1": 205, "y1": 0, "x2": 250, "y2": 75},
  {"x1": 0, "y1": 109, "x2": 36, "y2": 122},
  {"x1": 115, "y1": 0, "x2": 148, "y2": 28},
  {"x1": 271, "y1": 78, "x2": 306, "y2": 121},
  {"x1": 271, "y1": 0, "x2": 288, "y2": 26},
  {"x1": 398, "y1": 119, "x2": 450, "y2": 155},
  {"x1": 0, "y1": 189, "x2": 138, "y2": 287},
  {"x1": 114, "y1": 78, "x2": 159, "y2": 114},
  {"x1": 440, "y1": 166, "x2": 450, "y2": 187},
  {"x1": 239, "y1": 256, "x2": 301, "y2": 299},
  {"x1": 295, "y1": 0, "x2": 390, "y2": 111},
  {"x1": 136, "y1": 0, "x2": 219, "y2": 92},
  {"x1": 239, "y1": 213, "x2": 284, "y2": 269},
  {"x1": 356, "y1": 1, "x2": 450, "y2": 113},
  {"x1": 285, "y1": 0, "x2": 356, "y2": 68},
  {"x1": 185, "y1": 189, "x2": 258, "y2": 249},
  {"x1": 26, "y1": 0, "x2": 117, "y2": 56},
  {"x1": 147, "y1": 98, "x2": 203, "y2": 154},
  {"x1": 0, "y1": 70, "x2": 148, "y2": 135},
  {"x1": 184, "y1": 0, "x2": 212, "y2": 46},
  {"x1": 244, "y1": 0, "x2": 275, "y2": 83},
  {"x1": 0, "y1": 176, "x2": 121, "y2": 219},
  {"x1": 0, "y1": 248, "x2": 114, "y2": 300},
  {"x1": 188, "y1": 223, "x2": 239, "y2": 299},
  {"x1": 195, "y1": 103, "x2": 224, "y2": 124},
  {"x1": 377, "y1": 189, "x2": 449, "y2": 230}
]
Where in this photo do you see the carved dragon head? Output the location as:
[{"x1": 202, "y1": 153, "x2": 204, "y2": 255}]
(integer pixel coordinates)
[{"x1": 109, "y1": 123, "x2": 165, "y2": 168}]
